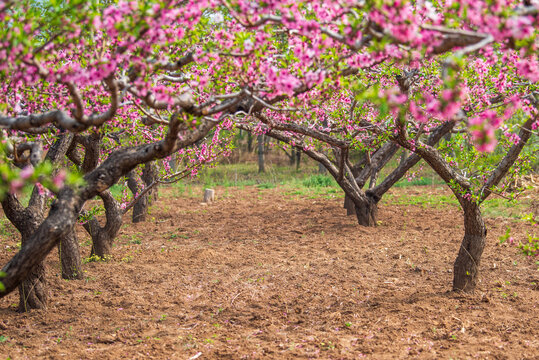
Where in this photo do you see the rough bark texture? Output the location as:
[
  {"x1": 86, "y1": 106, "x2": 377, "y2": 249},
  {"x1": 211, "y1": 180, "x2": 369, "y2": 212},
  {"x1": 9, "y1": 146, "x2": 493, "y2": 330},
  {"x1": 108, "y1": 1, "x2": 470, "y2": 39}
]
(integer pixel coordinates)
[
  {"x1": 142, "y1": 161, "x2": 159, "y2": 203},
  {"x1": 343, "y1": 195, "x2": 355, "y2": 216},
  {"x1": 353, "y1": 193, "x2": 378, "y2": 227},
  {"x1": 83, "y1": 191, "x2": 122, "y2": 258},
  {"x1": 1, "y1": 135, "x2": 73, "y2": 311},
  {"x1": 59, "y1": 228, "x2": 83, "y2": 280},
  {"x1": 127, "y1": 170, "x2": 149, "y2": 223},
  {"x1": 17, "y1": 257, "x2": 47, "y2": 312},
  {"x1": 1, "y1": 188, "x2": 77, "y2": 308},
  {"x1": 453, "y1": 203, "x2": 486, "y2": 292},
  {"x1": 1, "y1": 192, "x2": 48, "y2": 311}
]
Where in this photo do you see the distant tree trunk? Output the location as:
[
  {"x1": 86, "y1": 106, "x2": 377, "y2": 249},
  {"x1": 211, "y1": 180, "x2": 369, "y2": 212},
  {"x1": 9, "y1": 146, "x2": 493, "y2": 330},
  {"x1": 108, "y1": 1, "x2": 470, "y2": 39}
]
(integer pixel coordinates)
[
  {"x1": 289, "y1": 148, "x2": 296, "y2": 166},
  {"x1": 318, "y1": 162, "x2": 327, "y2": 174},
  {"x1": 59, "y1": 227, "x2": 83, "y2": 280},
  {"x1": 257, "y1": 135, "x2": 265, "y2": 173},
  {"x1": 127, "y1": 169, "x2": 149, "y2": 223},
  {"x1": 400, "y1": 149, "x2": 408, "y2": 164},
  {"x1": 247, "y1": 133, "x2": 253, "y2": 153},
  {"x1": 142, "y1": 161, "x2": 158, "y2": 203},
  {"x1": 453, "y1": 202, "x2": 486, "y2": 292},
  {"x1": 168, "y1": 153, "x2": 177, "y2": 172},
  {"x1": 295, "y1": 149, "x2": 301, "y2": 170}
]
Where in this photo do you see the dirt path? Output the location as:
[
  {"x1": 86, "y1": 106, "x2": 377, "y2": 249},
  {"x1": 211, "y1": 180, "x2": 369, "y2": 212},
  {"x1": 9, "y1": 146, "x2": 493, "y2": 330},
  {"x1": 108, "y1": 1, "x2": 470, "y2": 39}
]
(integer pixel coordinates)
[{"x1": 0, "y1": 186, "x2": 537, "y2": 359}]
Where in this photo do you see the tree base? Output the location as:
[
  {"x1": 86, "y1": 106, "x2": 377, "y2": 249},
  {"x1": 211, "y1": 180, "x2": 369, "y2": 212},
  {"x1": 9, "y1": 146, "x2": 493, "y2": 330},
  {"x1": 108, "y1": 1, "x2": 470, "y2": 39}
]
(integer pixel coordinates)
[
  {"x1": 17, "y1": 265, "x2": 47, "y2": 312},
  {"x1": 453, "y1": 234, "x2": 486, "y2": 292},
  {"x1": 354, "y1": 192, "x2": 380, "y2": 227},
  {"x1": 60, "y1": 229, "x2": 83, "y2": 280}
]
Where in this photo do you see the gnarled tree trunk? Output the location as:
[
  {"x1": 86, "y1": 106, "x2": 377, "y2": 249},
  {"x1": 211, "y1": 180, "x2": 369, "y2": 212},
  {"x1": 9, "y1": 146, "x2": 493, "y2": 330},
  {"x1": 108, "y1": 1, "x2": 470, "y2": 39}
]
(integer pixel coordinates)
[
  {"x1": 1, "y1": 194, "x2": 48, "y2": 312},
  {"x1": 1, "y1": 135, "x2": 73, "y2": 311},
  {"x1": 83, "y1": 191, "x2": 122, "y2": 258},
  {"x1": 127, "y1": 169, "x2": 149, "y2": 223},
  {"x1": 59, "y1": 227, "x2": 83, "y2": 280},
  {"x1": 353, "y1": 191, "x2": 379, "y2": 227},
  {"x1": 17, "y1": 256, "x2": 47, "y2": 312},
  {"x1": 453, "y1": 202, "x2": 486, "y2": 292}
]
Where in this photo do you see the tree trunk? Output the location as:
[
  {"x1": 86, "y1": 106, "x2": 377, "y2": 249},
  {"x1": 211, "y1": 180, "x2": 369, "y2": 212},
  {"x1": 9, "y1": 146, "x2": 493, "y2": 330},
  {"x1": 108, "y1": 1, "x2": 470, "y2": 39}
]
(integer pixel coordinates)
[
  {"x1": 343, "y1": 195, "x2": 355, "y2": 215},
  {"x1": 84, "y1": 190, "x2": 123, "y2": 258},
  {"x1": 17, "y1": 257, "x2": 47, "y2": 312},
  {"x1": 168, "y1": 153, "x2": 177, "y2": 172},
  {"x1": 318, "y1": 161, "x2": 327, "y2": 174},
  {"x1": 257, "y1": 135, "x2": 265, "y2": 173},
  {"x1": 289, "y1": 148, "x2": 296, "y2": 166},
  {"x1": 400, "y1": 149, "x2": 408, "y2": 164},
  {"x1": 59, "y1": 227, "x2": 83, "y2": 280},
  {"x1": 368, "y1": 169, "x2": 379, "y2": 189},
  {"x1": 17, "y1": 226, "x2": 48, "y2": 312},
  {"x1": 142, "y1": 161, "x2": 158, "y2": 203},
  {"x1": 453, "y1": 202, "x2": 486, "y2": 292},
  {"x1": 127, "y1": 170, "x2": 149, "y2": 223},
  {"x1": 90, "y1": 231, "x2": 114, "y2": 258},
  {"x1": 353, "y1": 192, "x2": 379, "y2": 227},
  {"x1": 132, "y1": 195, "x2": 148, "y2": 223},
  {"x1": 295, "y1": 149, "x2": 301, "y2": 170},
  {"x1": 247, "y1": 133, "x2": 253, "y2": 153}
]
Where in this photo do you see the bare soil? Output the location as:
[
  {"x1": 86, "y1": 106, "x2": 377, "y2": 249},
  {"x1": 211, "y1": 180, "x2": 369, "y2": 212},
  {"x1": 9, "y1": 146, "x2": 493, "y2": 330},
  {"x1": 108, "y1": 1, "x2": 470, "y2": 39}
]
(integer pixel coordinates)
[{"x1": 0, "y1": 186, "x2": 538, "y2": 359}]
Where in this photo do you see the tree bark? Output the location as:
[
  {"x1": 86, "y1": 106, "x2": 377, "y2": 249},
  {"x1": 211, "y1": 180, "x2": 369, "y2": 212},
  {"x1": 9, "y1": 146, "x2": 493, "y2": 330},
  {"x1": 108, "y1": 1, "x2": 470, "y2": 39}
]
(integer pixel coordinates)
[
  {"x1": 127, "y1": 169, "x2": 149, "y2": 223},
  {"x1": 353, "y1": 191, "x2": 379, "y2": 227},
  {"x1": 1, "y1": 135, "x2": 73, "y2": 311},
  {"x1": 17, "y1": 251, "x2": 47, "y2": 312},
  {"x1": 247, "y1": 133, "x2": 253, "y2": 152},
  {"x1": 288, "y1": 148, "x2": 296, "y2": 166},
  {"x1": 257, "y1": 134, "x2": 265, "y2": 173},
  {"x1": 343, "y1": 195, "x2": 355, "y2": 215},
  {"x1": 59, "y1": 227, "x2": 83, "y2": 280},
  {"x1": 84, "y1": 191, "x2": 123, "y2": 258},
  {"x1": 142, "y1": 161, "x2": 159, "y2": 203},
  {"x1": 453, "y1": 202, "x2": 486, "y2": 292}
]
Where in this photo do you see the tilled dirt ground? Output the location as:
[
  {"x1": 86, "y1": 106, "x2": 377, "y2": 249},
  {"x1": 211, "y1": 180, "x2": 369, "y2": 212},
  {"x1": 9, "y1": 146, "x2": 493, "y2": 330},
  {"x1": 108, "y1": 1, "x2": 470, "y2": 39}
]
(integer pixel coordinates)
[{"x1": 0, "y1": 186, "x2": 537, "y2": 359}]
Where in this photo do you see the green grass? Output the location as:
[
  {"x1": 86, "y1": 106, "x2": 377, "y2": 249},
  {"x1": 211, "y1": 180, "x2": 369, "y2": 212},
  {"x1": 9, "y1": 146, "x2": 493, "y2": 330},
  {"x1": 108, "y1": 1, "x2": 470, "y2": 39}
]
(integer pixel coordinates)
[
  {"x1": 393, "y1": 176, "x2": 446, "y2": 187},
  {"x1": 163, "y1": 161, "x2": 532, "y2": 219},
  {"x1": 385, "y1": 186, "x2": 533, "y2": 219},
  {"x1": 0, "y1": 217, "x2": 16, "y2": 238},
  {"x1": 190, "y1": 162, "x2": 320, "y2": 188}
]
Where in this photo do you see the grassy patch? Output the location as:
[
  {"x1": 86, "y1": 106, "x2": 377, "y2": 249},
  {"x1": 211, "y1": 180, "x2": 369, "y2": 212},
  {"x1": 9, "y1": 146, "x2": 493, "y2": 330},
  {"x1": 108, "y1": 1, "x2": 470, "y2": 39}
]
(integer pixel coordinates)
[{"x1": 385, "y1": 187, "x2": 533, "y2": 219}]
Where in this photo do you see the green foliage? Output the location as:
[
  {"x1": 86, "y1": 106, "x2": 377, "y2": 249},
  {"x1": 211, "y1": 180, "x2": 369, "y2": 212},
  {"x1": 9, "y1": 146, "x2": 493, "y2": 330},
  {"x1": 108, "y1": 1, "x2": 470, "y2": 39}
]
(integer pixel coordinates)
[
  {"x1": 500, "y1": 213, "x2": 538, "y2": 259},
  {"x1": 302, "y1": 175, "x2": 335, "y2": 188},
  {"x1": 83, "y1": 254, "x2": 110, "y2": 263},
  {"x1": 256, "y1": 183, "x2": 276, "y2": 189}
]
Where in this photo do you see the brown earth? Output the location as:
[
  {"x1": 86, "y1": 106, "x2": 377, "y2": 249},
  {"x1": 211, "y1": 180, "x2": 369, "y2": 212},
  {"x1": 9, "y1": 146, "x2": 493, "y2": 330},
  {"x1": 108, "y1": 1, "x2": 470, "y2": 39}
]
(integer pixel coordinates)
[{"x1": 0, "y1": 185, "x2": 537, "y2": 359}]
